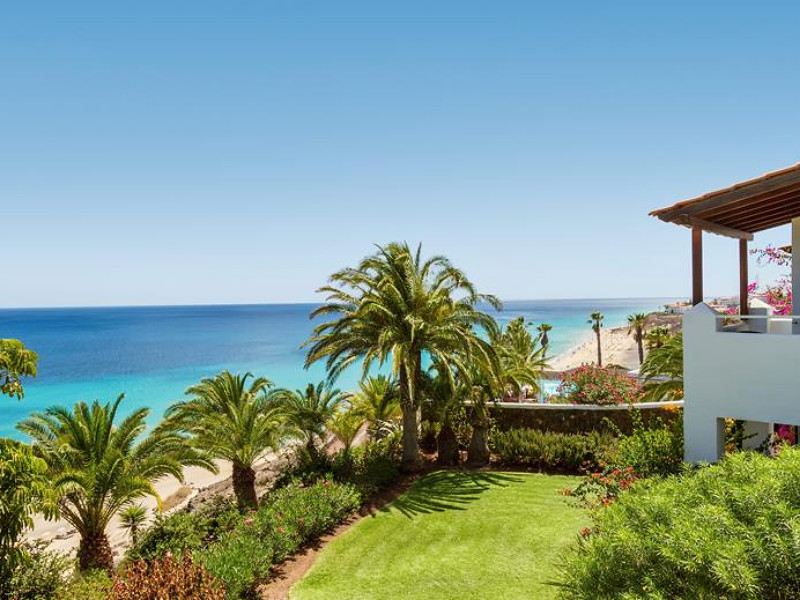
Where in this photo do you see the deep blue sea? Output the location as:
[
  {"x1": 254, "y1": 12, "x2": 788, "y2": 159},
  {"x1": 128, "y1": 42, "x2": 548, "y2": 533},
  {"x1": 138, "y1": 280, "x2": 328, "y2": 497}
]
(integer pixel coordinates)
[{"x1": 0, "y1": 299, "x2": 674, "y2": 439}]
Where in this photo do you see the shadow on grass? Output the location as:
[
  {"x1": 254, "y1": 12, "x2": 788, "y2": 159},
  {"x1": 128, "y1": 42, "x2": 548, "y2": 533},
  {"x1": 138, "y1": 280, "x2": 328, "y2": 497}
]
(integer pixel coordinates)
[{"x1": 383, "y1": 470, "x2": 525, "y2": 518}]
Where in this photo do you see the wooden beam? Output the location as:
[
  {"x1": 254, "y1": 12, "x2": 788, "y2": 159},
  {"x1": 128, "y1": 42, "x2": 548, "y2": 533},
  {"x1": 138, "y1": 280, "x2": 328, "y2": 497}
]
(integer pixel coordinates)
[
  {"x1": 674, "y1": 215, "x2": 754, "y2": 240},
  {"x1": 656, "y1": 169, "x2": 800, "y2": 221},
  {"x1": 732, "y1": 208, "x2": 800, "y2": 233},
  {"x1": 700, "y1": 182, "x2": 800, "y2": 220},
  {"x1": 740, "y1": 239, "x2": 749, "y2": 316},
  {"x1": 720, "y1": 200, "x2": 800, "y2": 230},
  {"x1": 692, "y1": 228, "x2": 703, "y2": 305}
]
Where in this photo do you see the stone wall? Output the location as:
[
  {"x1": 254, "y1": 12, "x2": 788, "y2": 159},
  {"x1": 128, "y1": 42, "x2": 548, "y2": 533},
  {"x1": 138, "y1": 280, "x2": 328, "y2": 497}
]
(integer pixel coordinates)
[{"x1": 489, "y1": 401, "x2": 683, "y2": 435}]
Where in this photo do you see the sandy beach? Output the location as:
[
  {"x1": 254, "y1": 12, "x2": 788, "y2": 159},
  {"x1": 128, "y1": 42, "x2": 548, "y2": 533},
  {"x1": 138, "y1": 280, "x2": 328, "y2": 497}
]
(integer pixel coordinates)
[{"x1": 549, "y1": 312, "x2": 683, "y2": 372}]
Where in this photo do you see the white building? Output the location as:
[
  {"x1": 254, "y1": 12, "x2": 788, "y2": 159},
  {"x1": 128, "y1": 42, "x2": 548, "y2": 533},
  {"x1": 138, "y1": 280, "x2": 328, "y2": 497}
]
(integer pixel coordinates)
[{"x1": 651, "y1": 163, "x2": 800, "y2": 463}]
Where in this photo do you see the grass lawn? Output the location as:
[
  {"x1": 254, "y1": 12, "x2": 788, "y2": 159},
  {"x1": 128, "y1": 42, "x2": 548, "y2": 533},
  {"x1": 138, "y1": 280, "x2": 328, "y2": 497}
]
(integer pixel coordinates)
[{"x1": 290, "y1": 470, "x2": 586, "y2": 600}]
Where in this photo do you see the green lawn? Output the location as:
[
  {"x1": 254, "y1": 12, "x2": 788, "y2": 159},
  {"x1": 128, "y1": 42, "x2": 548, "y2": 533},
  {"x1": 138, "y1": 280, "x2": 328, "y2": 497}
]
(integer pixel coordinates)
[{"x1": 291, "y1": 470, "x2": 586, "y2": 600}]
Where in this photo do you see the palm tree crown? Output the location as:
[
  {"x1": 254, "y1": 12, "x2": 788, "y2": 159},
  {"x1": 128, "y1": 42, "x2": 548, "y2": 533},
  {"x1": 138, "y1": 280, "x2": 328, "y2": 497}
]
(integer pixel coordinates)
[
  {"x1": 163, "y1": 371, "x2": 282, "y2": 510},
  {"x1": 491, "y1": 317, "x2": 549, "y2": 399},
  {"x1": 304, "y1": 242, "x2": 499, "y2": 471},
  {"x1": 271, "y1": 381, "x2": 344, "y2": 449},
  {"x1": 349, "y1": 375, "x2": 401, "y2": 439},
  {"x1": 18, "y1": 394, "x2": 212, "y2": 572}
]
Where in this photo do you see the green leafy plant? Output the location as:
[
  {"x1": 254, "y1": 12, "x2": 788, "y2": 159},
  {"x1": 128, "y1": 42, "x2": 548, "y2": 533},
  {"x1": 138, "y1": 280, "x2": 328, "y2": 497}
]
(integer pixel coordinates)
[
  {"x1": 640, "y1": 332, "x2": 683, "y2": 401},
  {"x1": 491, "y1": 429, "x2": 614, "y2": 473},
  {"x1": 326, "y1": 407, "x2": 364, "y2": 452},
  {"x1": 349, "y1": 375, "x2": 401, "y2": 440},
  {"x1": 0, "y1": 439, "x2": 56, "y2": 599},
  {"x1": 608, "y1": 408, "x2": 684, "y2": 477},
  {"x1": 559, "y1": 449, "x2": 800, "y2": 599},
  {"x1": 0, "y1": 339, "x2": 38, "y2": 400},
  {"x1": 7, "y1": 542, "x2": 70, "y2": 600},
  {"x1": 119, "y1": 505, "x2": 148, "y2": 546},
  {"x1": 271, "y1": 381, "x2": 345, "y2": 452}
]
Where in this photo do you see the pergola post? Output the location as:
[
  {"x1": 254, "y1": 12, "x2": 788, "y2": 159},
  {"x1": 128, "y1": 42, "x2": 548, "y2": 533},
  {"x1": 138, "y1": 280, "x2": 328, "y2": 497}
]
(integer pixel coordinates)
[
  {"x1": 739, "y1": 238, "x2": 749, "y2": 316},
  {"x1": 692, "y1": 227, "x2": 703, "y2": 305}
]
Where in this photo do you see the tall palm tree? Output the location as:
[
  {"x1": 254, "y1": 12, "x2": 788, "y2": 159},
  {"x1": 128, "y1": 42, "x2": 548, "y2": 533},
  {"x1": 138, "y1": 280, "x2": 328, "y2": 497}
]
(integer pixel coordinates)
[
  {"x1": 163, "y1": 371, "x2": 282, "y2": 511},
  {"x1": 18, "y1": 395, "x2": 212, "y2": 572},
  {"x1": 588, "y1": 312, "x2": 604, "y2": 366},
  {"x1": 350, "y1": 375, "x2": 401, "y2": 440},
  {"x1": 305, "y1": 242, "x2": 499, "y2": 472},
  {"x1": 327, "y1": 408, "x2": 364, "y2": 452},
  {"x1": 271, "y1": 381, "x2": 344, "y2": 451},
  {"x1": 0, "y1": 338, "x2": 38, "y2": 400},
  {"x1": 536, "y1": 323, "x2": 553, "y2": 358},
  {"x1": 119, "y1": 505, "x2": 148, "y2": 546},
  {"x1": 645, "y1": 325, "x2": 671, "y2": 350},
  {"x1": 627, "y1": 313, "x2": 648, "y2": 365}
]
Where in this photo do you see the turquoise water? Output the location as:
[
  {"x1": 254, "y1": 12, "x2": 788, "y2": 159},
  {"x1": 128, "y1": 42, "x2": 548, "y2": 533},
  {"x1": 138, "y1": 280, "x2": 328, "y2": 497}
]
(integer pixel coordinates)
[{"x1": 0, "y1": 299, "x2": 674, "y2": 439}]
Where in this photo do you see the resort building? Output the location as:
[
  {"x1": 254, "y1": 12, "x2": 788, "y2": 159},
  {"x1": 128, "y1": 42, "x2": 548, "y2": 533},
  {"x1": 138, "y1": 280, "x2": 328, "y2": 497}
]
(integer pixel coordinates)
[{"x1": 651, "y1": 163, "x2": 800, "y2": 463}]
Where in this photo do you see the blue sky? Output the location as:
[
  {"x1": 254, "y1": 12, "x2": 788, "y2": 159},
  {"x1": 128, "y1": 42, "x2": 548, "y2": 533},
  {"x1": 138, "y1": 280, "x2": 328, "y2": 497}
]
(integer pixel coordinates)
[{"x1": 3, "y1": 1, "x2": 799, "y2": 307}]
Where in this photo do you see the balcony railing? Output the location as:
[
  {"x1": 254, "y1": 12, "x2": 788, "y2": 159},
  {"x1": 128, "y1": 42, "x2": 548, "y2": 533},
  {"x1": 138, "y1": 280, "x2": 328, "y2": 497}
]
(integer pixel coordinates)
[{"x1": 715, "y1": 314, "x2": 800, "y2": 335}]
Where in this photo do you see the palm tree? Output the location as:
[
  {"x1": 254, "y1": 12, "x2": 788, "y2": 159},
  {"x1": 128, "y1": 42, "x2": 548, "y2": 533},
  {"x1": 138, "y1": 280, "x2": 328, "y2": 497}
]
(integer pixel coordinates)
[
  {"x1": 640, "y1": 332, "x2": 683, "y2": 401},
  {"x1": 492, "y1": 316, "x2": 549, "y2": 400},
  {"x1": 271, "y1": 381, "x2": 344, "y2": 451},
  {"x1": 423, "y1": 364, "x2": 466, "y2": 466},
  {"x1": 627, "y1": 313, "x2": 648, "y2": 365},
  {"x1": 327, "y1": 408, "x2": 364, "y2": 452},
  {"x1": 305, "y1": 242, "x2": 499, "y2": 472},
  {"x1": 0, "y1": 338, "x2": 38, "y2": 399},
  {"x1": 18, "y1": 395, "x2": 212, "y2": 572},
  {"x1": 588, "y1": 312, "x2": 604, "y2": 366},
  {"x1": 536, "y1": 323, "x2": 553, "y2": 358},
  {"x1": 163, "y1": 371, "x2": 282, "y2": 511},
  {"x1": 645, "y1": 326, "x2": 671, "y2": 350},
  {"x1": 349, "y1": 375, "x2": 401, "y2": 440},
  {"x1": 120, "y1": 505, "x2": 148, "y2": 546}
]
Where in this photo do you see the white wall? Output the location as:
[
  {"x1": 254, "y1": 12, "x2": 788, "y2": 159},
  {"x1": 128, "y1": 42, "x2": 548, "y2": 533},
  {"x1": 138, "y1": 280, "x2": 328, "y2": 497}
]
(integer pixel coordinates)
[{"x1": 683, "y1": 303, "x2": 800, "y2": 462}]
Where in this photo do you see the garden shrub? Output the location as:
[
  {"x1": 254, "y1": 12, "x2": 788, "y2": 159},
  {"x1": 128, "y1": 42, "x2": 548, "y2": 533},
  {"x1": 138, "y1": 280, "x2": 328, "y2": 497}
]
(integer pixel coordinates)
[
  {"x1": 607, "y1": 409, "x2": 684, "y2": 477},
  {"x1": 281, "y1": 436, "x2": 400, "y2": 496},
  {"x1": 490, "y1": 429, "x2": 614, "y2": 473},
  {"x1": 551, "y1": 365, "x2": 643, "y2": 405},
  {"x1": 559, "y1": 449, "x2": 800, "y2": 599},
  {"x1": 56, "y1": 570, "x2": 111, "y2": 600},
  {"x1": 128, "y1": 496, "x2": 239, "y2": 562},
  {"x1": 197, "y1": 531, "x2": 272, "y2": 600},
  {"x1": 7, "y1": 543, "x2": 70, "y2": 600},
  {"x1": 112, "y1": 553, "x2": 225, "y2": 600}
]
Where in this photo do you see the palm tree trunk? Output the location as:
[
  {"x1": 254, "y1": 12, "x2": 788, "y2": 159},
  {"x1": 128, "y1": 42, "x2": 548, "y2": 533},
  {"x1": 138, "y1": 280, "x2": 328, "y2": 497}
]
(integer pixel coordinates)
[
  {"x1": 595, "y1": 330, "x2": 602, "y2": 366},
  {"x1": 399, "y1": 359, "x2": 421, "y2": 472},
  {"x1": 77, "y1": 531, "x2": 114, "y2": 573},
  {"x1": 232, "y1": 461, "x2": 258, "y2": 511},
  {"x1": 466, "y1": 396, "x2": 491, "y2": 467},
  {"x1": 436, "y1": 424, "x2": 459, "y2": 466},
  {"x1": 637, "y1": 331, "x2": 644, "y2": 365}
]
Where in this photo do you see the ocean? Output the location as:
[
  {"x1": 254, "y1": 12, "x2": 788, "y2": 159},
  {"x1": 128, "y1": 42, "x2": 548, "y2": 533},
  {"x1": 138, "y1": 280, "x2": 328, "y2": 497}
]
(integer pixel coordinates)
[{"x1": 0, "y1": 298, "x2": 674, "y2": 439}]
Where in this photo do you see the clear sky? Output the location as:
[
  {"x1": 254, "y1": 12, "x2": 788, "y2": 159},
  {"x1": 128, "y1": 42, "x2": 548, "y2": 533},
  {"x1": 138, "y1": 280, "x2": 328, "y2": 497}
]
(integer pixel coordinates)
[{"x1": 3, "y1": 1, "x2": 799, "y2": 308}]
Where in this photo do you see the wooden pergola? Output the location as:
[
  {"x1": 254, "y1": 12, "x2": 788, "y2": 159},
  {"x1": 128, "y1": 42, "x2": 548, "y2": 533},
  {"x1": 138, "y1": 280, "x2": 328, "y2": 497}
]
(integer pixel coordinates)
[{"x1": 651, "y1": 163, "x2": 800, "y2": 314}]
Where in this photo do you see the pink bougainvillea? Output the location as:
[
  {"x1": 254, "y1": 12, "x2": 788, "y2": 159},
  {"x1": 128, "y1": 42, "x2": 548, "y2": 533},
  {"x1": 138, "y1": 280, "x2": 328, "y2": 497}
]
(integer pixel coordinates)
[
  {"x1": 552, "y1": 365, "x2": 643, "y2": 406},
  {"x1": 731, "y1": 245, "x2": 794, "y2": 315}
]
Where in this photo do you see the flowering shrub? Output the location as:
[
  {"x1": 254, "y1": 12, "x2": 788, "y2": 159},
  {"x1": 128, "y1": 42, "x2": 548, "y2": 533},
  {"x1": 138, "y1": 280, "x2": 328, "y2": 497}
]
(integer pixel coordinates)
[
  {"x1": 563, "y1": 466, "x2": 640, "y2": 507},
  {"x1": 726, "y1": 245, "x2": 794, "y2": 315},
  {"x1": 129, "y1": 481, "x2": 361, "y2": 599},
  {"x1": 559, "y1": 449, "x2": 800, "y2": 599},
  {"x1": 112, "y1": 553, "x2": 225, "y2": 600},
  {"x1": 551, "y1": 366, "x2": 643, "y2": 406},
  {"x1": 490, "y1": 429, "x2": 613, "y2": 473}
]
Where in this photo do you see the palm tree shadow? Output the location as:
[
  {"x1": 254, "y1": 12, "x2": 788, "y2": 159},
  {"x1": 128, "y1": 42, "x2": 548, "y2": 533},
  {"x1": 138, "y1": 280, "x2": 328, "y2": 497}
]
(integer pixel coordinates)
[{"x1": 383, "y1": 470, "x2": 524, "y2": 518}]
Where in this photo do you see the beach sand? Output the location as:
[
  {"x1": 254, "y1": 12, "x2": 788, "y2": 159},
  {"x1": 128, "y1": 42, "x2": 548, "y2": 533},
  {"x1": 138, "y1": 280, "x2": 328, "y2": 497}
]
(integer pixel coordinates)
[{"x1": 549, "y1": 325, "x2": 641, "y2": 371}]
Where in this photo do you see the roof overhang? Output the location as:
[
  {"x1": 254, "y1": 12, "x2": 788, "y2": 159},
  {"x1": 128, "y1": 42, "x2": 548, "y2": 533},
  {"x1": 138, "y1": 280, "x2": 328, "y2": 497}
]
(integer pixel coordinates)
[{"x1": 650, "y1": 163, "x2": 800, "y2": 239}]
